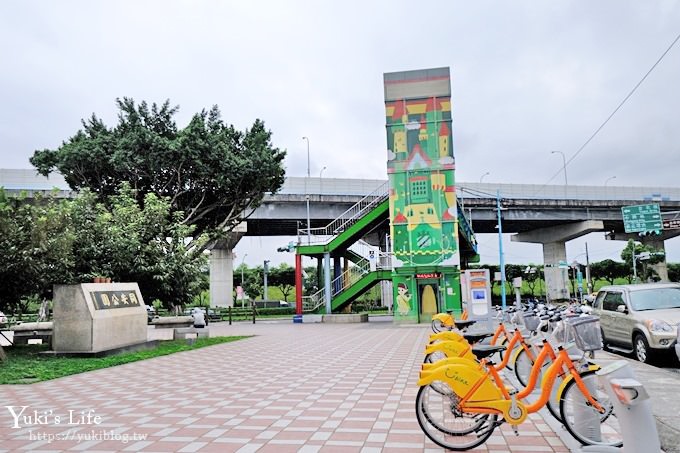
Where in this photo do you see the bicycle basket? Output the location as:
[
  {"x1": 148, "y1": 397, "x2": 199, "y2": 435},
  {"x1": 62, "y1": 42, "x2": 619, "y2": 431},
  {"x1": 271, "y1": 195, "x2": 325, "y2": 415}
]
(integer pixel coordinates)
[
  {"x1": 523, "y1": 314, "x2": 540, "y2": 332},
  {"x1": 565, "y1": 315, "x2": 602, "y2": 352},
  {"x1": 551, "y1": 319, "x2": 575, "y2": 344}
]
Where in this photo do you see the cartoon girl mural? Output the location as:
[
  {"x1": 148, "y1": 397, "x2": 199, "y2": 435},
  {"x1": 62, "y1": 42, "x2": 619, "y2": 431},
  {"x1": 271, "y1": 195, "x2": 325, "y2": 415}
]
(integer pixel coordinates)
[{"x1": 396, "y1": 282, "x2": 412, "y2": 315}]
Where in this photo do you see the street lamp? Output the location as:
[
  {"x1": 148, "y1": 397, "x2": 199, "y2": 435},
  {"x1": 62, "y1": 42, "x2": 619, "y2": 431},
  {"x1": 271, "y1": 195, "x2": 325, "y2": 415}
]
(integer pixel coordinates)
[
  {"x1": 302, "y1": 137, "x2": 311, "y2": 243},
  {"x1": 305, "y1": 194, "x2": 311, "y2": 244},
  {"x1": 551, "y1": 150, "x2": 568, "y2": 185},
  {"x1": 319, "y1": 166, "x2": 327, "y2": 197},
  {"x1": 604, "y1": 176, "x2": 616, "y2": 186},
  {"x1": 479, "y1": 172, "x2": 490, "y2": 183},
  {"x1": 263, "y1": 260, "x2": 270, "y2": 300},
  {"x1": 302, "y1": 136, "x2": 310, "y2": 177},
  {"x1": 240, "y1": 253, "x2": 248, "y2": 286}
]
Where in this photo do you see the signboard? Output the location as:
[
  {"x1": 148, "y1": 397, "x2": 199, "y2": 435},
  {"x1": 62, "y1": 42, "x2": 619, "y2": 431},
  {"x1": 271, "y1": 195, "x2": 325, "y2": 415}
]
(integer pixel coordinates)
[
  {"x1": 663, "y1": 219, "x2": 680, "y2": 230},
  {"x1": 622, "y1": 204, "x2": 662, "y2": 233},
  {"x1": 90, "y1": 290, "x2": 142, "y2": 310},
  {"x1": 416, "y1": 272, "x2": 441, "y2": 279}
]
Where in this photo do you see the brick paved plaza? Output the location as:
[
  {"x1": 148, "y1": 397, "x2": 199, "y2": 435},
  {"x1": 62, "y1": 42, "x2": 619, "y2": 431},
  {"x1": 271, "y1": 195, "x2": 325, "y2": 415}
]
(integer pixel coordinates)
[{"x1": 0, "y1": 320, "x2": 571, "y2": 452}]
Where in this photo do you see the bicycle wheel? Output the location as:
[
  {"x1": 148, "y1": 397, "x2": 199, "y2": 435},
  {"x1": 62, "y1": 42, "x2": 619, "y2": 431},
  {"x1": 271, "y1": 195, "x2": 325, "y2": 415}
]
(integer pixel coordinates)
[
  {"x1": 559, "y1": 370, "x2": 622, "y2": 447},
  {"x1": 432, "y1": 319, "x2": 448, "y2": 333},
  {"x1": 513, "y1": 347, "x2": 534, "y2": 387},
  {"x1": 423, "y1": 350, "x2": 449, "y2": 364},
  {"x1": 415, "y1": 382, "x2": 497, "y2": 451}
]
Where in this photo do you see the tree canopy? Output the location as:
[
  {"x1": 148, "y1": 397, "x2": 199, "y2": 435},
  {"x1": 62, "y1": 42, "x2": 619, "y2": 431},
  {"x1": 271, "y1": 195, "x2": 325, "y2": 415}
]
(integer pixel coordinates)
[
  {"x1": 30, "y1": 98, "x2": 286, "y2": 244},
  {"x1": 0, "y1": 186, "x2": 208, "y2": 313}
]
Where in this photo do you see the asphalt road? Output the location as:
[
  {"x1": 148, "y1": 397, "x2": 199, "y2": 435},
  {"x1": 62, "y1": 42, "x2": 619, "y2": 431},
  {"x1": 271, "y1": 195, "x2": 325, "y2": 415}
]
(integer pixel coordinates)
[{"x1": 605, "y1": 346, "x2": 680, "y2": 374}]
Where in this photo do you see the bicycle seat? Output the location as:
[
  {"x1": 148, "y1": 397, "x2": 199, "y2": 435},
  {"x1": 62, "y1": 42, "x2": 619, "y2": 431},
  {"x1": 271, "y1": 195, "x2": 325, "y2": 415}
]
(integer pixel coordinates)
[
  {"x1": 471, "y1": 344, "x2": 506, "y2": 360},
  {"x1": 453, "y1": 320, "x2": 476, "y2": 330},
  {"x1": 463, "y1": 332, "x2": 494, "y2": 343}
]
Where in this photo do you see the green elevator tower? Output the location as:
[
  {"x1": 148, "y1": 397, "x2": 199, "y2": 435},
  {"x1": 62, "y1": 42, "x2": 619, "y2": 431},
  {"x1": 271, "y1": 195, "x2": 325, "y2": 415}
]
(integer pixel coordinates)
[{"x1": 383, "y1": 67, "x2": 461, "y2": 323}]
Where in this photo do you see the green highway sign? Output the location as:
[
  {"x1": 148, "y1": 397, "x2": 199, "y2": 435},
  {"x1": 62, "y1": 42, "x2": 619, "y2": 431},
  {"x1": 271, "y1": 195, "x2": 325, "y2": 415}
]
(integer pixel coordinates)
[{"x1": 621, "y1": 204, "x2": 662, "y2": 234}]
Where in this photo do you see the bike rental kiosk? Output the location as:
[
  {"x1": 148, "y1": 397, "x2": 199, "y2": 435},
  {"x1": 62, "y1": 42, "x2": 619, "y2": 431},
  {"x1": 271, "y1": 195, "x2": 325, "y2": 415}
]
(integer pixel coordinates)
[{"x1": 462, "y1": 269, "x2": 492, "y2": 329}]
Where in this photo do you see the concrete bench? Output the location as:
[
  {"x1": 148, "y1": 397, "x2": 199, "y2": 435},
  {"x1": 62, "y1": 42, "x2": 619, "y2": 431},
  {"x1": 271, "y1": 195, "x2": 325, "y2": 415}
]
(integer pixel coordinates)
[
  {"x1": 151, "y1": 316, "x2": 193, "y2": 329},
  {"x1": 173, "y1": 327, "x2": 209, "y2": 340},
  {"x1": 322, "y1": 314, "x2": 368, "y2": 323},
  {"x1": 10, "y1": 322, "x2": 54, "y2": 345}
]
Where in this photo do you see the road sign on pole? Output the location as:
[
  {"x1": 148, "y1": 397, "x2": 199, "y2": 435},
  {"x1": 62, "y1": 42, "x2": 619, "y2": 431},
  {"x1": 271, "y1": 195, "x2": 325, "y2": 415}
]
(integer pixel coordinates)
[{"x1": 621, "y1": 204, "x2": 662, "y2": 234}]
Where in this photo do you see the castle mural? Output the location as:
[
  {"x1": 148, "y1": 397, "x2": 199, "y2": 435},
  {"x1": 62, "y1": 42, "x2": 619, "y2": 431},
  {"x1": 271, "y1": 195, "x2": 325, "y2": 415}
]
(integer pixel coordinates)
[{"x1": 383, "y1": 67, "x2": 461, "y2": 322}]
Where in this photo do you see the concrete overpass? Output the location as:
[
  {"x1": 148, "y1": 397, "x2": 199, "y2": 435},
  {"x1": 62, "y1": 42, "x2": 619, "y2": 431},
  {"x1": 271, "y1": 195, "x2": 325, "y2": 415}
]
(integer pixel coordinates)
[{"x1": 5, "y1": 169, "x2": 680, "y2": 302}]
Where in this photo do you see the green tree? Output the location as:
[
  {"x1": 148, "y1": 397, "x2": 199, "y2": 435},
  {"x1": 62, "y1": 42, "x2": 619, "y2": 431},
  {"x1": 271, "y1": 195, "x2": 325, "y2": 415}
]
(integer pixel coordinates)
[
  {"x1": 30, "y1": 98, "x2": 286, "y2": 246},
  {"x1": 504, "y1": 264, "x2": 524, "y2": 294},
  {"x1": 247, "y1": 265, "x2": 265, "y2": 300},
  {"x1": 620, "y1": 239, "x2": 664, "y2": 282},
  {"x1": 268, "y1": 263, "x2": 296, "y2": 302},
  {"x1": 0, "y1": 190, "x2": 75, "y2": 315},
  {"x1": 668, "y1": 263, "x2": 680, "y2": 282},
  {"x1": 0, "y1": 184, "x2": 210, "y2": 313},
  {"x1": 590, "y1": 259, "x2": 628, "y2": 285},
  {"x1": 522, "y1": 265, "x2": 542, "y2": 297}
]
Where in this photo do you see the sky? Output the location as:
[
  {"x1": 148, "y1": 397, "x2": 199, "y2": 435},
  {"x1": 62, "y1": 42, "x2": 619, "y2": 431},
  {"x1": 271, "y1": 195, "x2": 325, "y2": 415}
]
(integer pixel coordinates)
[{"x1": 2, "y1": 1, "x2": 680, "y2": 269}]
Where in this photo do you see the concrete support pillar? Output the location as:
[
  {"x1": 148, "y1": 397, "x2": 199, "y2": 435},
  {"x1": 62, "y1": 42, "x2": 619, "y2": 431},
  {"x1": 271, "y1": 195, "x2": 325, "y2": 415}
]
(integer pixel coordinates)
[
  {"x1": 208, "y1": 223, "x2": 246, "y2": 308},
  {"x1": 512, "y1": 221, "x2": 604, "y2": 303},
  {"x1": 210, "y1": 248, "x2": 235, "y2": 307},
  {"x1": 642, "y1": 237, "x2": 668, "y2": 282},
  {"x1": 542, "y1": 242, "x2": 571, "y2": 301}
]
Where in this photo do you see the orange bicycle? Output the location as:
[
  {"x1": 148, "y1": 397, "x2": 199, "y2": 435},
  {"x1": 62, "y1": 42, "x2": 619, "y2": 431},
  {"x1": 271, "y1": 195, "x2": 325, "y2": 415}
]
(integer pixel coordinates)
[{"x1": 416, "y1": 316, "x2": 620, "y2": 450}]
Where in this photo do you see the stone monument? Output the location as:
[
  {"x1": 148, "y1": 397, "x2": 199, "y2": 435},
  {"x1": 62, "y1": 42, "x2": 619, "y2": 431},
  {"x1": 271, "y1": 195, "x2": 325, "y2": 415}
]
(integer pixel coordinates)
[{"x1": 53, "y1": 283, "x2": 148, "y2": 354}]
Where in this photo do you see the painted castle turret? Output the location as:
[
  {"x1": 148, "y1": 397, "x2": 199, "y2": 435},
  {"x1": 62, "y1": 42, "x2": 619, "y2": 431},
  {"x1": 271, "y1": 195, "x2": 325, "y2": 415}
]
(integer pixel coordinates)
[{"x1": 383, "y1": 67, "x2": 461, "y2": 322}]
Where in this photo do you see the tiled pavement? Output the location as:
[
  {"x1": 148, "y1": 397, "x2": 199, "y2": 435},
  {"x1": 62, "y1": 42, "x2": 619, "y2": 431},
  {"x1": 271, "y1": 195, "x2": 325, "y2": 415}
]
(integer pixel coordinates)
[{"x1": 0, "y1": 321, "x2": 572, "y2": 452}]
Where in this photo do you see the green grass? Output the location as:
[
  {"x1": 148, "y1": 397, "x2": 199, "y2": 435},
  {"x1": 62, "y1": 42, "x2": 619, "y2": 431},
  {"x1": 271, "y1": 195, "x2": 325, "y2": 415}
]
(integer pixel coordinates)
[{"x1": 0, "y1": 336, "x2": 249, "y2": 385}]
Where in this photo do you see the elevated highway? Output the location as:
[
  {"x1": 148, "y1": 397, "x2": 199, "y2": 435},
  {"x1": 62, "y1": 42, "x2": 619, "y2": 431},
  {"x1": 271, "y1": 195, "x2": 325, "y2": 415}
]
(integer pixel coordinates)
[{"x1": 6, "y1": 169, "x2": 680, "y2": 301}]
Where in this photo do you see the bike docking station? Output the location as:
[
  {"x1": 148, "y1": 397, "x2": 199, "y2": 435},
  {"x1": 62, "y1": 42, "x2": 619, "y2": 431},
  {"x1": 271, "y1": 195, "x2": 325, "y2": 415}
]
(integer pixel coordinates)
[
  {"x1": 579, "y1": 360, "x2": 660, "y2": 453},
  {"x1": 460, "y1": 269, "x2": 493, "y2": 330}
]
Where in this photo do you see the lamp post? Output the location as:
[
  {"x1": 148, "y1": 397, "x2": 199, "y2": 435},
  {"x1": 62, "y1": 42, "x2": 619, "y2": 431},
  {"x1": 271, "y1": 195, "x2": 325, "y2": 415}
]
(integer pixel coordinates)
[
  {"x1": 604, "y1": 176, "x2": 616, "y2": 186},
  {"x1": 302, "y1": 137, "x2": 311, "y2": 243},
  {"x1": 263, "y1": 260, "x2": 270, "y2": 300},
  {"x1": 240, "y1": 254, "x2": 247, "y2": 286},
  {"x1": 551, "y1": 150, "x2": 568, "y2": 185},
  {"x1": 480, "y1": 172, "x2": 490, "y2": 183},
  {"x1": 305, "y1": 194, "x2": 311, "y2": 244},
  {"x1": 302, "y1": 136, "x2": 310, "y2": 177},
  {"x1": 319, "y1": 166, "x2": 327, "y2": 196}
]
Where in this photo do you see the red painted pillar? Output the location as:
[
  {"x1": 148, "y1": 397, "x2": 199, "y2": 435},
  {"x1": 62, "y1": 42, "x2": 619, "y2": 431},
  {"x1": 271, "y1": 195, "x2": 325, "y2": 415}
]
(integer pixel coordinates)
[{"x1": 295, "y1": 253, "x2": 303, "y2": 315}]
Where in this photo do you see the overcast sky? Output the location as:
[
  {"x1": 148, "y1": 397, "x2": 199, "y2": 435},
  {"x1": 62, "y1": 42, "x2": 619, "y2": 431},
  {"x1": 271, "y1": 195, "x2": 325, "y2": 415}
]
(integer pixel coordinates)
[{"x1": 2, "y1": 1, "x2": 680, "y2": 270}]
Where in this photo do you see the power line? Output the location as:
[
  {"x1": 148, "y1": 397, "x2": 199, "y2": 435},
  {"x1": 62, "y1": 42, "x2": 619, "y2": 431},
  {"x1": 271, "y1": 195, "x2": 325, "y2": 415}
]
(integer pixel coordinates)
[{"x1": 539, "y1": 29, "x2": 680, "y2": 190}]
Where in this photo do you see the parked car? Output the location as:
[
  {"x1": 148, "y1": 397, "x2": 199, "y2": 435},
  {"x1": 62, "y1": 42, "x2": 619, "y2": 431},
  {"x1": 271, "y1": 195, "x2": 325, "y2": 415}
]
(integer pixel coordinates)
[
  {"x1": 592, "y1": 283, "x2": 680, "y2": 363},
  {"x1": 676, "y1": 326, "x2": 680, "y2": 363},
  {"x1": 0, "y1": 311, "x2": 7, "y2": 326}
]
